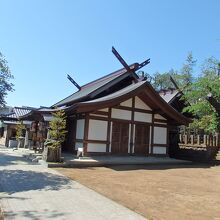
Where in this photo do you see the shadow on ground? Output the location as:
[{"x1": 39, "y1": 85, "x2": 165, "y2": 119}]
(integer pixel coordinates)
[
  {"x1": 0, "y1": 169, "x2": 73, "y2": 194},
  {"x1": 4, "y1": 209, "x2": 68, "y2": 220},
  {"x1": 0, "y1": 151, "x2": 37, "y2": 167},
  {"x1": 104, "y1": 163, "x2": 220, "y2": 171}
]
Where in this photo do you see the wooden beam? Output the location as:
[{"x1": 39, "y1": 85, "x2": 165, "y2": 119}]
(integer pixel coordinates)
[{"x1": 112, "y1": 46, "x2": 130, "y2": 71}]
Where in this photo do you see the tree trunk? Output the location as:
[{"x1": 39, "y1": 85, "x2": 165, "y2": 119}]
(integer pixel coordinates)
[{"x1": 42, "y1": 146, "x2": 61, "y2": 162}]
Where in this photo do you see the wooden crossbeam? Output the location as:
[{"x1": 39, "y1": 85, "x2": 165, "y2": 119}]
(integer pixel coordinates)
[
  {"x1": 112, "y1": 47, "x2": 130, "y2": 71},
  {"x1": 134, "y1": 59, "x2": 150, "y2": 71},
  {"x1": 67, "y1": 74, "x2": 81, "y2": 90},
  {"x1": 112, "y1": 46, "x2": 150, "y2": 73}
]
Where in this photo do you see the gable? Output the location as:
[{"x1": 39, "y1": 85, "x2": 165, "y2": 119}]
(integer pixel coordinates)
[
  {"x1": 135, "y1": 97, "x2": 152, "y2": 110},
  {"x1": 120, "y1": 99, "x2": 132, "y2": 107}
]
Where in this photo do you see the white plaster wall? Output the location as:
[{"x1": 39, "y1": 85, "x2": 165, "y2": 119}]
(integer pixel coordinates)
[
  {"x1": 76, "y1": 119, "x2": 85, "y2": 139},
  {"x1": 153, "y1": 146, "x2": 166, "y2": 154},
  {"x1": 153, "y1": 127, "x2": 167, "y2": 144},
  {"x1": 75, "y1": 142, "x2": 83, "y2": 150},
  {"x1": 88, "y1": 119, "x2": 108, "y2": 140},
  {"x1": 134, "y1": 112, "x2": 152, "y2": 123},
  {"x1": 112, "y1": 109, "x2": 131, "y2": 120},
  {"x1": 154, "y1": 122, "x2": 167, "y2": 125},
  {"x1": 120, "y1": 99, "x2": 132, "y2": 107},
  {"x1": 90, "y1": 114, "x2": 108, "y2": 118},
  {"x1": 87, "y1": 143, "x2": 107, "y2": 152},
  {"x1": 135, "y1": 97, "x2": 152, "y2": 110},
  {"x1": 154, "y1": 114, "x2": 166, "y2": 120}
]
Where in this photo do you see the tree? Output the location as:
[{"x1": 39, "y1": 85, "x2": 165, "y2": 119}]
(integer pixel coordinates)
[
  {"x1": 140, "y1": 52, "x2": 196, "y2": 91},
  {"x1": 183, "y1": 57, "x2": 220, "y2": 133},
  {"x1": 16, "y1": 121, "x2": 25, "y2": 148},
  {"x1": 43, "y1": 110, "x2": 67, "y2": 162},
  {"x1": 16, "y1": 120, "x2": 25, "y2": 140},
  {"x1": 0, "y1": 52, "x2": 14, "y2": 107}
]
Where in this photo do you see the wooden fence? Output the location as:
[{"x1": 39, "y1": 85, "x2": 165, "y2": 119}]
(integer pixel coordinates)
[{"x1": 179, "y1": 134, "x2": 220, "y2": 149}]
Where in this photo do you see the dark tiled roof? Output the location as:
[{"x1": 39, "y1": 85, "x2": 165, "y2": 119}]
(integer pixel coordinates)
[
  {"x1": 52, "y1": 64, "x2": 138, "y2": 107},
  {"x1": 0, "y1": 107, "x2": 35, "y2": 120}
]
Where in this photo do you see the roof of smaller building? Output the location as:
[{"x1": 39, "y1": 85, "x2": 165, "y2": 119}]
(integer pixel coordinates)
[
  {"x1": 0, "y1": 107, "x2": 36, "y2": 120},
  {"x1": 159, "y1": 89, "x2": 181, "y2": 103}
]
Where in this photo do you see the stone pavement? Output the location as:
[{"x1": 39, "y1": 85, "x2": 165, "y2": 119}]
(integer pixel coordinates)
[{"x1": 0, "y1": 147, "x2": 146, "y2": 220}]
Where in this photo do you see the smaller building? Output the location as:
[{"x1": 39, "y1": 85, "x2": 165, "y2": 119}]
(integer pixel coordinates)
[{"x1": 0, "y1": 106, "x2": 35, "y2": 147}]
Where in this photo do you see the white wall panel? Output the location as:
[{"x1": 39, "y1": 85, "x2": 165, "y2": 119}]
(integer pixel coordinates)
[
  {"x1": 87, "y1": 143, "x2": 107, "y2": 152},
  {"x1": 135, "y1": 97, "x2": 151, "y2": 110},
  {"x1": 154, "y1": 114, "x2": 166, "y2": 120},
  {"x1": 153, "y1": 146, "x2": 166, "y2": 154},
  {"x1": 112, "y1": 109, "x2": 131, "y2": 120},
  {"x1": 134, "y1": 112, "x2": 152, "y2": 123},
  {"x1": 99, "y1": 108, "x2": 109, "y2": 112},
  {"x1": 120, "y1": 99, "x2": 132, "y2": 107},
  {"x1": 153, "y1": 127, "x2": 167, "y2": 144},
  {"x1": 76, "y1": 119, "x2": 85, "y2": 139},
  {"x1": 88, "y1": 120, "x2": 108, "y2": 140}
]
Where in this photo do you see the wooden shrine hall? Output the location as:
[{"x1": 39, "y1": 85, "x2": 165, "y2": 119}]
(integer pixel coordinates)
[{"x1": 22, "y1": 47, "x2": 191, "y2": 156}]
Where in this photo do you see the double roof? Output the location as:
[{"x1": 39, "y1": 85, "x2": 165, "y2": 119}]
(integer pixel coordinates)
[
  {"x1": 21, "y1": 63, "x2": 190, "y2": 125},
  {"x1": 52, "y1": 64, "x2": 138, "y2": 107}
]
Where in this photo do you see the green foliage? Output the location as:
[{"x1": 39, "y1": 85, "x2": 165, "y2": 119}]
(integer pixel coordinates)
[
  {"x1": 182, "y1": 57, "x2": 220, "y2": 133},
  {"x1": 16, "y1": 121, "x2": 25, "y2": 141},
  {"x1": 141, "y1": 52, "x2": 220, "y2": 134},
  {"x1": 47, "y1": 110, "x2": 67, "y2": 149},
  {"x1": 140, "y1": 52, "x2": 196, "y2": 90},
  {"x1": 0, "y1": 52, "x2": 14, "y2": 107}
]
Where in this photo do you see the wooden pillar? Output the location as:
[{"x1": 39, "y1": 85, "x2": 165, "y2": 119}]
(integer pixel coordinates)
[
  {"x1": 166, "y1": 125, "x2": 170, "y2": 156},
  {"x1": 190, "y1": 135, "x2": 194, "y2": 145},
  {"x1": 83, "y1": 114, "x2": 89, "y2": 156},
  {"x1": 150, "y1": 112, "x2": 155, "y2": 155},
  {"x1": 106, "y1": 108, "x2": 111, "y2": 153},
  {"x1": 197, "y1": 135, "x2": 200, "y2": 145},
  {"x1": 129, "y1": 97, "x2": 135, "y2": 155},
  {"x1": 184, "y1": 134, "x2": 188, "y2": 145}
]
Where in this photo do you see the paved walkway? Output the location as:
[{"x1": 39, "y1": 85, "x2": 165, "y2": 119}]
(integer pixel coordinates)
[{"x1": 0, "y1": 147, "x2": 146, "y2": 220}]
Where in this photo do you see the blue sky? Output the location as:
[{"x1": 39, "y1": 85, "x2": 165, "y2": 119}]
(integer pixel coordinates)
[{"x1": 1, "y1": 0, "x2": 220, "y2": 107}]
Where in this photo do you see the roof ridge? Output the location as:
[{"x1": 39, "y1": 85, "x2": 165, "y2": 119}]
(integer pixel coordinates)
[
  {"x1": 81, "y1": 63, "x2": 136, "y2": 89},
  {"x1": 14, "y1": 106, "x2": 35, "y2": 110}
]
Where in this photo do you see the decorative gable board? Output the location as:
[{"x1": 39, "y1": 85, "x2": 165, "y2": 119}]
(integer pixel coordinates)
[{"x1": 135, "y1": 97, "x2": 152, "y2": 110}]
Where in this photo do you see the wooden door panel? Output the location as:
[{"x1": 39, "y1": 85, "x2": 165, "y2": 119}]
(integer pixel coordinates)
[
  {"x1": 134, "y1": 124, "x2": 150, "y2": 155},
  {"x1": 111, "y1": 121, "x2": 129, "y2": 154}
]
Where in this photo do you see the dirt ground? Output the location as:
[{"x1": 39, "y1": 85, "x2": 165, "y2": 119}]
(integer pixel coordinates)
[{"x1": 55, "y1": 164, "x2": 220, "y2": 220}]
